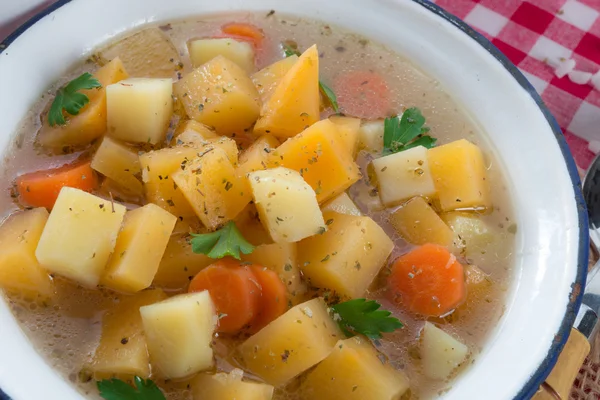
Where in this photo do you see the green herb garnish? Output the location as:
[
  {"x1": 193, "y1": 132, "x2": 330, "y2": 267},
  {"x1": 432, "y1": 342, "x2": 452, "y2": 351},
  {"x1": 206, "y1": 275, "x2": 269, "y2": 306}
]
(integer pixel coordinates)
[
  {"x1": 97, "y1": 376, "x2": 165, "y2": 400},
  {"x1": 319, "y1": 81, "x2": 339, "y2": 112},
  {"x1": 190, "y1": 221, "x2": 255, "y2": 260},
  {"x1": 331, "y1": 298, "x2": 403, "y2": 340},
  {"x1": 48, "y1": 72, "x2": 102, "y2": 126},
  {"x1": 382, "y1": 107, "x2": 436, "y2": 154},
  {"x1": 282, "y1": 42, "x2": 301, "y2": 57}
]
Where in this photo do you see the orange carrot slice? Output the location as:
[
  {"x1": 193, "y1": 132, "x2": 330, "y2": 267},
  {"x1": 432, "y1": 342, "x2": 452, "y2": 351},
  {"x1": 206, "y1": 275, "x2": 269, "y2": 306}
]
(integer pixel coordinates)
[
  {"x1": 247, "y1": 265, "x2": 287, "y2": 333},
  {"x1": 387, "y1": 243, "x2": 466, "y2": 317},
  {"x1": 221, "y1": 22, "x2": 265, "y2": 48},
  {"x1": 334, "y1": 70, "x2": 390, "y2": 119}
]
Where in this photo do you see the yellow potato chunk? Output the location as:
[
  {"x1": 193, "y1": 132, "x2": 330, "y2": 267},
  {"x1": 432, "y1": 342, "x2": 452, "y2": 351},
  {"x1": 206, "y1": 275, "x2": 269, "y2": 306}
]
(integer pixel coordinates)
[
  {"x1": 189, "y1": 38, "x2": 255, "y2": 73},
  {"x1": 35, "y1": 187, "x2": 126, "y2": 288},
  {"x1": 0, "y1": 208, "x2": 52, "y2": 298},
  {"x1": 91, "y1": 137, "x2": 143, "y2": 195},
  {"x1": 91, "y1": 289, "x2": 168, "y2": 379},
  {"x1": 140, "y1": 291, "x2": 216, "y2": 379},
  {"x1": 237, "y1": 135, "x2": 280, "y2": 177},
  {"x1": 321, "y1": 192, "x2": 362, "y2": 216},
  {"x1": 252, "y1": 55, "x2": 298, "y2": 103},
  {"x1": 97, "y1": 28, "x2": 181, "y2": 78},
  {"x1": 372, "y1": 145, "x2": 436, "y2": 206},
  {"x1": 234, "y1": 204, "x2": 273, "y2": 246},
  {"x1": 153, "y1": 234, "x2": 213, "y2": 290},
  {"x1": 427, "y1": 139, "x2": 491, "y2": 211},
  {"x1": 389, "y1": 196, "x2": 454, "y2": 247},
  {"x1": 302, "y1": 337, "x2": 410, "y2": 400},
  {"x1": 298, "y1": 211, "x2": 394, "y2": 298},
  {"x1": 174, "y1": 56, "x2": 260, "y2": 136},
  {"x1": 238, "y1": 298, "x2": 342, "y2": 387},
  {"x1": 174, "y1": 120, "x2": 218, "y2": 143},
  {"x1": 421, "y1": 322, "x2": 469, "y2": 380},
  {"x1": 192, "y1": 369, "x2": 274, "y2": 400},
  {"x1": 249, "y1": 167, "x2": 325, "y2": 243},
  {"x1": 441, "y1": 212, "x2": 495, "y2": 258},
  {"x1": 101, "y1": 204, "x2": 177, "y2": 293},
  {"x1": 107, "y1": 78, "x2": 173, "y2": 144},
  {"x1": 254, "y1": 46, "x2": 319, "y2": 138},
  {"x1": 329, "y1": 115, "x2": 361, "y2": 157},
  {"x1": 241, "y1": 242, "x2": 306, "y2": 305},
  {"x1": 357, "y1": 120, "x2": 384, "y2": 153},
  {"x1": 173, "y1": 147, "x2": 251, "y2": 229},
  {"x1": 38, "y1": 58, "x2": 129, "y2": 148},
  {"x1": 269, "y1": 119, "x2": 360, "y2": 203}
]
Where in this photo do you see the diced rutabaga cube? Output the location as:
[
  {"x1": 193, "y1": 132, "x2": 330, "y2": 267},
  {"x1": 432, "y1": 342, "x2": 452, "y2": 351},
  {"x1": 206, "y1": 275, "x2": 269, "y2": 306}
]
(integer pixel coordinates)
[
  {"x1": 372, "y1": 145, "x2": 436, "y2": 206},
  {"x1": 173, "y1": 147, "x2": 251, "y2": 230},
  {"x1": 0, "y1": 208, "x2": 52, "y2": 298},
  {"x1": 107, "y1": 78, "x2": 173, "y2": 144},
  {"x1": 252, "y1": 55, "x2": 298, "y2": 104},
  {"x1": 441, "y1": 212, "x2": 495, "y2": 258},
  {"x1": 101, "y1": 204, "x2": 177, "y2": 293},
  {"x1": 35, "y1": 187, "x2": 126, "y2": 288},
  {"x1": 238, "y1": 298, "x2": 342, "y2": 387},
  {"x1": 91, "y1": 137, "x2": 143, "y2": 195},
  {"x1": 189, "y1": 38, "x2": 255, "y2": 73},
  {"x1": 421, "y1": 322, "x2": 469, "y2": 380},
  {"x1": 174, "y1": 120, "x2": 218, "y2": 143},
  {"x1": 174, "y1": 56, "x2": 260, "y2": 136},
  {"x1": 234, "y1": 203, "x2": 273, "y2": 246},
  {"x1": 357, "y1": 120, "x2": 384, "y2": 153},
  {"x1": 329, "y1": 115, "x2": 361, "y2": 157},
  {"x1": 91, "y1": 289, "x2": 167, "y2": 379},
  {"x1": 389, "y1": 196, "x2": 454, "y2": 247},
  {"x1": 427, "y1": 139, "x2": 491, "y2": 211},
  {"x1": 248, "y1": 167, "x2": 325, "y2": 243},
  {"x1": 192, "y1": 369, "x2": 274, "y2": 400},
  {"x1": 302, "y1": 336, "x2": 410, "y2": 400},
  {"x1": 321, "y1": 192, "x2": 362, "y2": 216},
  {"x1": 140, "y1": 291, "x2": 216, "y2": 379},
  {"x1": 237, "y1": 135, "x2": 280, "y2": 178},
  {"x1": 298, "y1": 211, "x2": 394, "y2": 298}
]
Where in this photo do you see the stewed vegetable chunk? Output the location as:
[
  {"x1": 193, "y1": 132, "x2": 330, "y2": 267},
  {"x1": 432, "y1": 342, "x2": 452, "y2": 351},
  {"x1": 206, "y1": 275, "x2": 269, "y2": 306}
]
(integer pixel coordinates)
[
  {"x1": 91, "y1": 137, "x2": 142, "y2": 195},
  {"x1": 192, "y1": 369, "x2": 274, "y2": 400},
  {"x1": 389, "y1": 196, "x2": 454, "y2": 247},
  {"x1": 189, "y1": 38, "x2": 255, "y2": 73},
  {"x1": 421, "y1": 322, "x2": 469, "y2": 380}
]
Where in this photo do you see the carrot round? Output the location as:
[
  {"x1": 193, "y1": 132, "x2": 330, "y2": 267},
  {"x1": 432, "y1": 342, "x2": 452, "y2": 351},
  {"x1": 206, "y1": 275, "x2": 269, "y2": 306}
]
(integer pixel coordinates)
[
  {"x1": 247, "y1": 265, "x2": 287, "y2": 333},
  {"x1": 387, "y1": 243, "x2": 466, "y2": 317},
  {"x1": 188, "y1": 259, "x2": 261, "y2": 333},
  {"x1": 333, "y1": 70, "x2": 390, "y2": 119},
  {"x1": 16, "y1": 161, "x2": 98, "y2": 210},
  {"x1": 221, "y1": 22, "x2": 265, "y2": 48}
]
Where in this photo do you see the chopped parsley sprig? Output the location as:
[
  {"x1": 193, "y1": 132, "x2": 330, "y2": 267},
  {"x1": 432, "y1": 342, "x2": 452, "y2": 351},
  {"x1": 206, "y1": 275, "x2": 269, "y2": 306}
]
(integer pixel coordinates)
[
  {"x1": 382, "y1": 107, "x2": 436, "y2": 154},
  {"x1": 331, "y1": 298, "x2": 403, "y2": 340},
  {"x1": 97, "y1": 376, "x2": 165, "y2": 400},
  {"x1": 48, "y1": 72, "x2": 102, "y2": 126},
  {"x1": 190, "y1": 221, "x2": 255, "y2": 260}
]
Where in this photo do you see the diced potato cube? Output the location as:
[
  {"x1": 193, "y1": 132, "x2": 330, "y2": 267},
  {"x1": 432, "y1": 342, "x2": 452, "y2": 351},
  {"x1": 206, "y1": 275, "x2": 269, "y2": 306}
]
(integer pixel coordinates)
[
  {"x1": 465, "y1": 264, "x2": 489, "y2": 286},
  {"x1": 97, "y1": 28, "x2": 181, "y2": 78},
  {"x1": 91, "y1": 137, "x2": 143, "y2": 195},
  {"x1": 252, "y1": 56, "x2": 298, "y2": 103},
  {"x1": 35, "y1": 188, "x2": 126, "y2": 287},
  {"x1": 174, "y1": 56, "x2": 260, "y2": 136},
  {"x1": 101, "y1": 204, "x2": 177, "y2": 293},
  {"x1": 321, "y1": 192, "x2": 362, "y2": 216},
  {"x1": 107, "y1": 78, "x2": 173, "y2": 144},
  {"x1": 238, "y1": 298, "x2": 342, "y2": 386},
  {"x1": 192, "y1": 369, "x2": 274, "y2": 400},
  {"x1": 173, "y1": 147, "x2": 251, "y2": 229},
  {"x1": 372, "y1": 146, "x2": 436, "y2": 206},
  {"x1": 254, "y1": 46, "x2": 319, "y2": 138},
  {"x1": 441, "y1": 212, "x2": 495, "y2": 258},
  {"x1": 269, "y1": 119, "x2": 361, "y2": 203},
  {"x1": 421, "y1": 322, "x2": 468, "y2": 380},
  {"x1": 329, "y1": 116, "x2": 361, "y2": 157},
  {"x1": 298, "y1": 211, "x2": 394, "y2": 298},
  {"x1": 153, "y1": 234, "x2": 213, "y2": 290},
  {"x1": 302, "y1": 337, "x2": 409, "y2": 400},
  {"x1": 358, "y1": 120, "x2": 384, "y2": 153},
  {"x1": 0, "y1": 208, "x2": 52, "y2": 298},
  {"x1": 189, "y1": 38, "x2": 255, "y2": 73},
  {"x1": 91, "y1": 289, "x2": 167, "y2": 378},
  {"x1": 234, "y1": 204, "x2": 273, "y2": 246},
  {"x1": 174, "y1": 120, "x2": 218, "y2": 143},
  {"x1": 389, "y1": 196, "x2": 454, "y2": 247},
  {"x1": 140, "y1": 291, "x2": 216, "y2": 379},
  {"x1": 249, "y1": 168, "x2": 325, "y2": 243},
  {"x1": 241, "y1": 242, "x2": 306, "y2": 305},
  {"x1": 177, "y1": 136, "x2": 239, "y2": 165},
  {"x1": 97, "y1": 178, "x2": 144, "y2": 205},
  {"x1": 38, "y1": 58, "x2": 129, "y2": 148},
  {"x1": 237, "y1": 135, "x2": 280, "y2": 177},
  {"x1": 427, "y1": 139, "x2": 491, "y2": 211}
]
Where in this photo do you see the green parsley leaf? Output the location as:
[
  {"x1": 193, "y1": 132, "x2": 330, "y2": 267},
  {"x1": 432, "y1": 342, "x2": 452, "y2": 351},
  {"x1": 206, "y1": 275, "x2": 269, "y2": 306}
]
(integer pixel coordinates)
[
  {"x1": 97, "y1": 376, "x2": 165, "y2": 400},
  {"x1": 190, "y1": 220, "x2": 255, "y2": 260},
  {"x1": 382, "y1": 107, "x2": 436, "y2": 154},
  {"x1": 319, "y1": 81, "x2": 339, "y2": 113},
  {"x1": 282, "y1": 41, "x2": 301, "y2": 57},
  {"x1": 331, "y1": 298, "x2": 403, "y2": 340},
  {"x1": 48, "y1": 72, "x2": 102, "y2": 127}
]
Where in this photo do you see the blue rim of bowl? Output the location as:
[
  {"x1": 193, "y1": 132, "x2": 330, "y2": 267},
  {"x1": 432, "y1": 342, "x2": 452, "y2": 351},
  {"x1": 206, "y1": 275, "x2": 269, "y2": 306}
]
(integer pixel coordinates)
[{"x1": 0, "y1": 0, "x2": 589, "y2": 399}]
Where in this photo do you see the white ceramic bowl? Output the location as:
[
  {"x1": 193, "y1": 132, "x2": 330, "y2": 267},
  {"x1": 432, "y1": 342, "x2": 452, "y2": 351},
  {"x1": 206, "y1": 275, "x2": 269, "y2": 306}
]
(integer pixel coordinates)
[{"x1": 0, "y1": 1, "x2": 588, "y2": 399}]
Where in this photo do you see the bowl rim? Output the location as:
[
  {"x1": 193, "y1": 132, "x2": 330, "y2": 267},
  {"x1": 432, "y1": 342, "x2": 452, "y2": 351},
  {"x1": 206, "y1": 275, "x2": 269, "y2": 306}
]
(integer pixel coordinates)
[{"x1": 0, "y1": 1, "x2": 589, "y2": 399}]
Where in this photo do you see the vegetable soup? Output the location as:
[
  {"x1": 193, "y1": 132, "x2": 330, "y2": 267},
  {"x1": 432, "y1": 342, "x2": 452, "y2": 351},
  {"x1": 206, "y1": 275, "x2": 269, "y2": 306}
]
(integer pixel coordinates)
[{"x1": 0, "y1": 11, "x2": 515, "y2": 400}]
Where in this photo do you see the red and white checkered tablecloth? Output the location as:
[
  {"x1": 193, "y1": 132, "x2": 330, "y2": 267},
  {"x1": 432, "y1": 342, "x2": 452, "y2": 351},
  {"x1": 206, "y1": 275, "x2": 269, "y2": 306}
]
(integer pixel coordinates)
[{"x1": 430, "y1": 0, "x2": 600, "y2": 170}]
